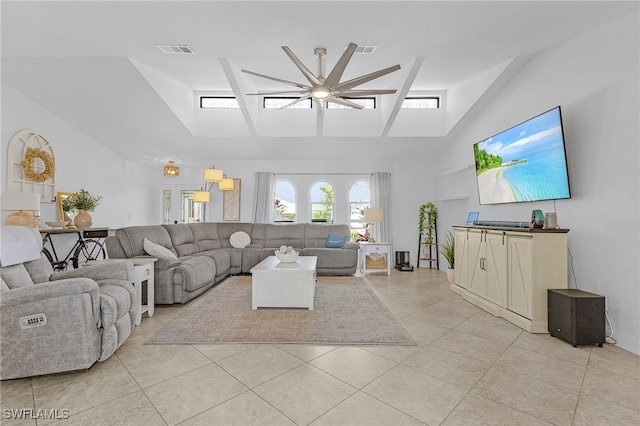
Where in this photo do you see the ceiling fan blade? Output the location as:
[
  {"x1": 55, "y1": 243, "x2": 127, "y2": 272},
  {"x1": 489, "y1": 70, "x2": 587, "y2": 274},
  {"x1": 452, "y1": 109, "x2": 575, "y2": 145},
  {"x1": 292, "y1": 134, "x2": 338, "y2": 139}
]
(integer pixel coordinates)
[
  {"x1": 324, "y1": 42, "x2": 357, "y2": 88},
  {"x1": 245, "y1": 90, "x2": 309, "y2": 96},
  {"x1": 241, "y1": 69, "x2": 310, "y2": 90},
  {"x1": 279, "y1": 94, "x2": 312, "y2": 109},
  {"x1": 337, "y1": 89, "x2": 398, "y2": 97},
  {"x1": 281, "y1": 46, "x2": 323, "y2": 86},
  {"x1": 333, "y1": 64, "x2": 401, "y2": 92},
  {"x1": 326, "y1": 96, "x2": 365, "y2": 110}
]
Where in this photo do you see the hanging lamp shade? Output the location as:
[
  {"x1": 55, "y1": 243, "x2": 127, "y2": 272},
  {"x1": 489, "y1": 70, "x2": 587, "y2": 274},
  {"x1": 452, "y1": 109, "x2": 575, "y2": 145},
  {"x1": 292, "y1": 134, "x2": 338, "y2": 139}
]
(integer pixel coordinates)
[
  {"x1": 163, "y1": 160, "x2": 179, "y2": 177},
  {"x1": 219, "y1": 176, "x2": 234, "y2": 191},
  {"x1": 193, "y1": 190, "x2": 210, "y2": 203},
  {"x1": 204, "y1": 166, "x2": 223, "y2": 182}
]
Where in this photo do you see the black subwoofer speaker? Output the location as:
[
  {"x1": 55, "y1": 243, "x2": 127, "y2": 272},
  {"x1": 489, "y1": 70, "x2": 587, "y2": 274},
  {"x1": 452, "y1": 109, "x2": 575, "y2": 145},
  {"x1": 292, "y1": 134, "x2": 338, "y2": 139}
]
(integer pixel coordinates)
[{"x1": 548, "y1": 289, "x2": 605, "y2": 347}]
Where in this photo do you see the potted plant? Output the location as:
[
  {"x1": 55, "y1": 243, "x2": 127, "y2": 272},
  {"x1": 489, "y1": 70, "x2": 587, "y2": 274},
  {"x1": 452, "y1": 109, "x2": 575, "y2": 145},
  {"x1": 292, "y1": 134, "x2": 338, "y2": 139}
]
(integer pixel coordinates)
[
  {"x1": 67, "y1": 189, "x2": 102, "y2": 229},
  {"x1": 440, "y1": 230, "x2": 455, "y2": 285},
  {"x1": 418, "y1": 202, "x2": 437, "y2": 243}
]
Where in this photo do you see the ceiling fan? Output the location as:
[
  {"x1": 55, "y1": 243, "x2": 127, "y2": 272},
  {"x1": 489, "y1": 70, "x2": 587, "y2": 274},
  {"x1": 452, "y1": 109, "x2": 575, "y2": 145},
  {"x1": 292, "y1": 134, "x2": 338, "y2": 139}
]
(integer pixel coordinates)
[{"x1": 241, "y1": 42, "x2": 401, "y2": 110}]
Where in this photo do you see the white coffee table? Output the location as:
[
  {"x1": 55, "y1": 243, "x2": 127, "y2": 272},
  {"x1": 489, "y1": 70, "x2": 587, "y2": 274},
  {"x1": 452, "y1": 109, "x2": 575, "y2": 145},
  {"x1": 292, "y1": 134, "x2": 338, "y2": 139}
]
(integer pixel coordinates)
[{"x1": 250, "y1": 255, "x2": 317, "y2": 310}]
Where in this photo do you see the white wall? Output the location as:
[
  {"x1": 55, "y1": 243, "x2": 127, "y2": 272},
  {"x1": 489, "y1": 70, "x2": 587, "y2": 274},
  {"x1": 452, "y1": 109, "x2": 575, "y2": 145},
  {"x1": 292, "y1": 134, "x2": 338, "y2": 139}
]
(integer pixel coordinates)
[
  {"x1": 1, "y1": 83, "x2": 158, "y2": 229},
  {"x1": 435, "y1": 12, "x2": 639, "y2": 354}
]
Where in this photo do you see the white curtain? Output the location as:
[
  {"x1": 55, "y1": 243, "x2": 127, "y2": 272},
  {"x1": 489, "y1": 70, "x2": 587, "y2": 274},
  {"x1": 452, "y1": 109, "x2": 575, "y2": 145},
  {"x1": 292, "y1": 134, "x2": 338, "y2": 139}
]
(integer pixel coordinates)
[
  {"x1": 370, "y1": 172, "x2": 392, "y2": 244},
  {"x1": 253, "y1": 172, "x2": 275, "y2": 223}
]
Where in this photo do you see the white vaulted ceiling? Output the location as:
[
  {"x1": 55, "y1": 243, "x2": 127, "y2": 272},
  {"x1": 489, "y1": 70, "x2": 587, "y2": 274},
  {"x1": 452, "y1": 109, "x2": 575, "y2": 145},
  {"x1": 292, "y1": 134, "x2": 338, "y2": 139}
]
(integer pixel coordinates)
[{"x1": 1, "y1": 1, "x2": 637, "y2": 165}]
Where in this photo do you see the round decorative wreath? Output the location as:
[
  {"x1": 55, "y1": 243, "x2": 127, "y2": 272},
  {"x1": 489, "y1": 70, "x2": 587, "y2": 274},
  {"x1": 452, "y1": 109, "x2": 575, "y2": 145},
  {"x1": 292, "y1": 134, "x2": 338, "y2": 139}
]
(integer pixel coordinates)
[{"x1": 20, "y1": 147, "x2": 55, "y2": 183}]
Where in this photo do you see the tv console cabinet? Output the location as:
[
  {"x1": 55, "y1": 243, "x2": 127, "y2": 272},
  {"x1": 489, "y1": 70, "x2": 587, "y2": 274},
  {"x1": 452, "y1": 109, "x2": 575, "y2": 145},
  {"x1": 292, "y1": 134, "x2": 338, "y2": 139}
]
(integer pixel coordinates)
[{"x1": 452, "y1": 225, "x2": 569, "y2": 333}]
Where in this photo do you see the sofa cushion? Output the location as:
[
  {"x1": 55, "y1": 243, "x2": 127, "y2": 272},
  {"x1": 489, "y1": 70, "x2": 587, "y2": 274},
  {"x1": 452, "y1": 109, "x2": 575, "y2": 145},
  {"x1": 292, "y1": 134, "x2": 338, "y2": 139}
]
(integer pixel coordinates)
[
  {"x1": 325, "y1": 234, "x2": 348, "y2": 248},
  {"x1": 199, "y1": 249, "x2": 231, "y2": 278},
  {"x1": 143, "y1": 238, "x2": 178, "y2": 260},
  {"x1": 1, "y1": 263, "x2": 34, "y2": 289},
  {"x1": 116, "y1": 226, "x2": 173, "y2": 258},
  {"x1": 163, "y1": 224, "x2": 199, "y2": 257},
  {"x1": 258, "y1": 223, "x2": 305, "y2": 249},
  {"x1": 301, "y1": 248, "x2": 358, "y2": 269},
  {"x1": 0, "y1": 277, "x2": 8, "y2": 292},
  {"x1": 216, "y1": 223, "x2": 254, "y2": 248},
  {"x1": 189, "y1": 223, "x2": 221, "y2": 251},
  {"x1": 173, "y1": 256, "x2": 215, "y2": 292},
  {"x1": 304, "y1": 224, "x2": 352, "y2": 248},
  {"x1": 23, "y1": 254, "x2": 54, "y2": 284}
]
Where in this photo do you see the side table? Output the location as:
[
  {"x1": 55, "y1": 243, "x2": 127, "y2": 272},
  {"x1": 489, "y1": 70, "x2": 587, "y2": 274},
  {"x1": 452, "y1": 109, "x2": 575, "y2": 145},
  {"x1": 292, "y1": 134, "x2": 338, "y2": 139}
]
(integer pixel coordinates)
[
  {"x1": 131, "y1": 258, "x2": 157, "y2": 325},
  {"x1": 84, "y1": 258, "x2": 157, "y2": 326},
  {"x1": 359, "y1": 242, "x2": 391, "y2": 276}
]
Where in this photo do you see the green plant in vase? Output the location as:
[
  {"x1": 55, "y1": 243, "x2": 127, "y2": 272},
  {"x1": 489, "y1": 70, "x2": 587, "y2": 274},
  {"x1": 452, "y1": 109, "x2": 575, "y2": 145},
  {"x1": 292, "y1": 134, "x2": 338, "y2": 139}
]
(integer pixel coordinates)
[
  {"x1": 440, "y1": 230, "x2": 455, "y2": 269},
  {"x1": 418, "y1": 202, "x2": 438, "y2": 243},
  {"x1": 67, "y1": 189, "x2": 102, "y2": 229},
  {"x1": 67, "y1": 189, "x2": 102, "y2": 212}
]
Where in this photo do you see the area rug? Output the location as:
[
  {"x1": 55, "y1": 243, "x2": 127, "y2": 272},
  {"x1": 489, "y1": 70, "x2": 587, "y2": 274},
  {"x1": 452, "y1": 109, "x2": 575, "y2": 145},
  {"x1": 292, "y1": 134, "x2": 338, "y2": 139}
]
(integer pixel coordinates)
[{"x1": 146, "y1": 275, "x2": 416, "y2": 345}]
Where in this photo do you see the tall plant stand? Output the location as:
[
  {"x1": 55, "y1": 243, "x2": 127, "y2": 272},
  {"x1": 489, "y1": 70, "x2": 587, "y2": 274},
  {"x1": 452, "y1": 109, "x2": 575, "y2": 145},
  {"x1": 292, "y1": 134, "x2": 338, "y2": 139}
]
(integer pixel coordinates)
[{"x1": 417, "y1": 217, "x2": 439, "y2": 269}]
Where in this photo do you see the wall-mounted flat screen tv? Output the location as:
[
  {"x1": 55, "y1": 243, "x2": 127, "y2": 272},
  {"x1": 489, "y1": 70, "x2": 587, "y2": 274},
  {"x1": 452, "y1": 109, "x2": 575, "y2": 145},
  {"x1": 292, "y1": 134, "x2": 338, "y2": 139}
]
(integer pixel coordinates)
[{"x1": 474, "y1": 106, "x2": 571, "y2": 205}]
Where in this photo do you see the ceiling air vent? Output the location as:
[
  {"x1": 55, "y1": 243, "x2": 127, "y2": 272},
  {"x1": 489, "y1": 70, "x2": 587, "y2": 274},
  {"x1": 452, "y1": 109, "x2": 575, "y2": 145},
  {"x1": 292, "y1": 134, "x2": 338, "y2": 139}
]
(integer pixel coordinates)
[
  {"x1": 156, "y1": 44, "x2": 195, "y2": 54},
  {"x1": 354, "y1": 45, "x2": 377, "y2": 54}
]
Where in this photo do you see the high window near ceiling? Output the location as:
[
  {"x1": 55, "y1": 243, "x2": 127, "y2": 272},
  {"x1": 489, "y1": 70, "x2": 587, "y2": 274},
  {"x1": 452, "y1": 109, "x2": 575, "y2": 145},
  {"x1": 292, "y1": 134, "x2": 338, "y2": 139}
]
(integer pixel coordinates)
[
  {"x1": 310, "y1": 182, "x2": 334, "y2": 223},
  {"x1": 200, "y1": 97, "x2": 239, "y2": 109},
  {"x1": 263, "y1": 97, "x2": 376, "y2": 109},
  {"x1": 349, "y1": 180, "x2": 370, "y2": 239},
  {"x1": 274, "y1": 180, "x2": 296, "y2": 222},
  {"x1": 401, "y1": 97, "x2": 440, "y2": 108}
]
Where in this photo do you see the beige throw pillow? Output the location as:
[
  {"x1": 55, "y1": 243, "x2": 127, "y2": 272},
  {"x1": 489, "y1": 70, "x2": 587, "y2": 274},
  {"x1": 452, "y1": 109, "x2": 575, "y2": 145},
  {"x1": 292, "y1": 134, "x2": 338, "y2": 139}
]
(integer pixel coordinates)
[{"x1": 143, "y1": 238, "x2": 178, "y2": 260}]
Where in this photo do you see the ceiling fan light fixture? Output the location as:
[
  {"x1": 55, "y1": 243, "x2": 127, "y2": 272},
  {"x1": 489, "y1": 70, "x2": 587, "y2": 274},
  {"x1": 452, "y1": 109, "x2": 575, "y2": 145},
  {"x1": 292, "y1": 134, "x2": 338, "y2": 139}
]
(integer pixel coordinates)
[{"x1": 311, "y1": 87, "x2": 330, "y2": 99}]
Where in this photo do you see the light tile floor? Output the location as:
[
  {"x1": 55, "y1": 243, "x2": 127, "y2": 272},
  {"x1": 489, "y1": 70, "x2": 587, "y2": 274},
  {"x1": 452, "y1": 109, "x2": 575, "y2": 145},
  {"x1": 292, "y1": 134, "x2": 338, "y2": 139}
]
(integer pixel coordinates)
[{"x1": 1, "y1": 269, "x2": 639, "y2": 425}]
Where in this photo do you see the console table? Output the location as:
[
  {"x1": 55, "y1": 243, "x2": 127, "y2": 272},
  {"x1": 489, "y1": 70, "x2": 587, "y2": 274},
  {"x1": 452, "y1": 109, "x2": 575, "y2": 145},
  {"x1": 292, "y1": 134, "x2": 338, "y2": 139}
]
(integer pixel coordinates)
[{"x1": 452, "y1": 225, "x2": 569, "y2": 333}]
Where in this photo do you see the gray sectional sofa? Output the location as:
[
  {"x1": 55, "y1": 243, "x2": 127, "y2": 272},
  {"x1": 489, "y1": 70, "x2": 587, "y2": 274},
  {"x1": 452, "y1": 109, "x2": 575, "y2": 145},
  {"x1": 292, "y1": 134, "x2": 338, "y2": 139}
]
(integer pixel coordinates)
[{"x1": 105, "y1": 223, "x2": 359, "y2": 304}]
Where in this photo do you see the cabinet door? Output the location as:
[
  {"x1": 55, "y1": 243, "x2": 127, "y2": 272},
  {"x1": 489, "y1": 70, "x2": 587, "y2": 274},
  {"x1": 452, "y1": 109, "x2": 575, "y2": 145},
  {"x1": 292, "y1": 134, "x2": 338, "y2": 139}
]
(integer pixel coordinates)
[
  {"x1": 467, "y1": 230, "x2": 485, "y2": 297},
  {"x1": 484, "y1": 232, "x2": 508, "y2": 308},
  {"x1": 454, "y1": 229, "x2": 470, "y2": 288},
  {"x1": 508, "y1": 236, "x2": 533, "y2": 319}
]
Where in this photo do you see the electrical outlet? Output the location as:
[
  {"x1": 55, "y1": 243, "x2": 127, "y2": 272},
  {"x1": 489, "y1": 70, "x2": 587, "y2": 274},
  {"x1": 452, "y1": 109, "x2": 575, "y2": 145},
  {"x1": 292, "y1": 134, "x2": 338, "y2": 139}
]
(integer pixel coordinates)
[{"x1": 20, "y1": 313, "x2": 47, "y2": 329}]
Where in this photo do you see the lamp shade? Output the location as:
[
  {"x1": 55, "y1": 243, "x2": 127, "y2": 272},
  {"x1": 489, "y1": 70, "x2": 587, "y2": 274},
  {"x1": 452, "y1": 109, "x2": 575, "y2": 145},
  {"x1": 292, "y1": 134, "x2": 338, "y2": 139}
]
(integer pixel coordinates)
[
  {"x1": 2, "y1": 192, "x2": 40, "y2": 211},
  {"x1": 219, "y1": 177, "x2": 234, "y2": 191},
  {"x1": 363, "y1": 208, "x2": 383, "y2": 223},
  {"x1": 204, "y1": 167, "x2": 223, "y2": 182},
  {"x1": 193, "y1": 191, "x2": 210, "y2": 203}
]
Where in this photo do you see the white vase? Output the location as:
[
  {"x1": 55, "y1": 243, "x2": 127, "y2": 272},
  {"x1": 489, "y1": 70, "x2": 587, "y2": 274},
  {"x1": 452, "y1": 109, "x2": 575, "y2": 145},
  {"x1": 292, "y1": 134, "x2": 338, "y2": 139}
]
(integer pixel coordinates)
[{"x1": 446, "y1": 268, "x2": 455, "y2": 285}]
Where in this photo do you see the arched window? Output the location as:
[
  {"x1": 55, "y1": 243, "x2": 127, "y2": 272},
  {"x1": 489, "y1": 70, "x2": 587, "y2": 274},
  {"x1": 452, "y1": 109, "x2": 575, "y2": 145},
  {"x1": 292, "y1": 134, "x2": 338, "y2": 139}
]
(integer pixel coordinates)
[
  {"x1": 310, "y1": 181, "x2": 334, "y2": 223},
  {"x1": 274, "y1": 180, "x2": 296, "y2": 222},
  {"x1": 349, "y1": 180, "x2": 370, "y2": 238}
]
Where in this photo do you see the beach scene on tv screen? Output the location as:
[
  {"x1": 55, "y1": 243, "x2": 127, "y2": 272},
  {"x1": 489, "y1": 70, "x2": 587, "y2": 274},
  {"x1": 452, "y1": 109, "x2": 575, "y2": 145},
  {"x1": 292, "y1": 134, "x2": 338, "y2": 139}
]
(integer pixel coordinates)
[{"x1": 474, "y1": 108, "x2": 571, "y2": 205}]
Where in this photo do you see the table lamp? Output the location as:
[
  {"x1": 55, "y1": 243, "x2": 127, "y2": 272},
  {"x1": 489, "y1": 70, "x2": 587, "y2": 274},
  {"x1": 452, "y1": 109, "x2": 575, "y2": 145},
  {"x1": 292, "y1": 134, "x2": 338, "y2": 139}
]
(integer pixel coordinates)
[
  {"x1": 2, "y1": 192, "x2": 40, "y2": 227},
  {"x1": 363, "y1": 208, "x2": 383, "y2": 243}
]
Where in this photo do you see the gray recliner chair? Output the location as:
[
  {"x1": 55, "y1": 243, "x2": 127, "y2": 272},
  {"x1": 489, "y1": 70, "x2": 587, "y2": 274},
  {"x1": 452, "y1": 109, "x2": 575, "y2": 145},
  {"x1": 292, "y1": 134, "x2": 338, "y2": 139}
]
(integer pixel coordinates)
[{"x1": 0, "y1": 226, "x2": 138, "y2": 380}]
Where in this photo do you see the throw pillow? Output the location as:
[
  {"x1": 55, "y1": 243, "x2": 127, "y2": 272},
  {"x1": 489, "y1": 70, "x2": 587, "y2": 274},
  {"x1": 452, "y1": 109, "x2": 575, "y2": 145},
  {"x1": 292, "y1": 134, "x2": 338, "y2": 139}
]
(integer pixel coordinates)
[
  {"x1": 230, "y1": 231, "x2": 251, "y2": 248},
  {"x1": 325, "y1": 234, "x2": 348, "y2": 248},
  {"x1": 143, "y1": 238, "x2": 178, "y2": 260}
]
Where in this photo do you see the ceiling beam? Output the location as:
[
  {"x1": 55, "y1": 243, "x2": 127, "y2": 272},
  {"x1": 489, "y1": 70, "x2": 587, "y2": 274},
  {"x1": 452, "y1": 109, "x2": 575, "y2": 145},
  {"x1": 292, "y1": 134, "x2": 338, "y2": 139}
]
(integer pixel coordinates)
[
  {"x1": 381, "y1": 56, "x2": 424, "y2": 137},
  {"x1": 220, "y1": 57, "x2": 257, "y2": 137}
]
